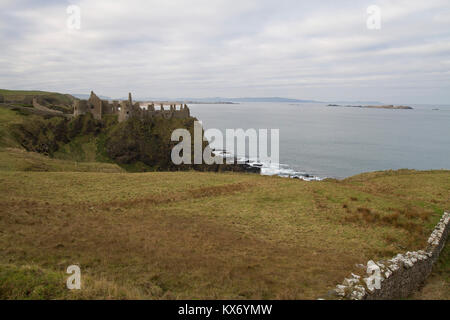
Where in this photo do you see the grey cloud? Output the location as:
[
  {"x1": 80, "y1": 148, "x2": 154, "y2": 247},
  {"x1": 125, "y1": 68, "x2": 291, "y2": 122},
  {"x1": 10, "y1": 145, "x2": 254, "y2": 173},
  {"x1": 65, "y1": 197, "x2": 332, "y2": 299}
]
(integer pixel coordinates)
[{"x1": 0, "y1": 0, "x2": 449, "y2": 103}]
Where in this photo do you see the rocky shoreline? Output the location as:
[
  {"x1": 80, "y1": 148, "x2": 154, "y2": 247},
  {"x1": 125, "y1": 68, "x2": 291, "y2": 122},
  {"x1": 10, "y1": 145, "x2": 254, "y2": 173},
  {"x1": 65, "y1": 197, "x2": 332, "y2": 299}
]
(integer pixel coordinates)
[{"x1": 212, "y1": 149, "x2": 323, "y2": 180}]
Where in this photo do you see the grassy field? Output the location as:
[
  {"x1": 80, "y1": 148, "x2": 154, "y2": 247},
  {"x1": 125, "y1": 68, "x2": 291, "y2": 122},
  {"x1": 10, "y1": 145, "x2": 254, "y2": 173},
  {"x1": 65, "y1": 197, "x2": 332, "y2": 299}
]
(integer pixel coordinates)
[
  {"x1": 0, "y1": 89, "x2": 74, "y2": 113},
  {"x1": 0, "y1": 108, "x2": 24, "y2": 148},
  {"x1": 0, "y1": 89, "x2": 74, "y2": 105},
  {"x1": 0, "y1": 148, "x2": 123, "y2": 173},
  {"x1": 0, "y1": 147, "x2": 448, "y2": 299}
]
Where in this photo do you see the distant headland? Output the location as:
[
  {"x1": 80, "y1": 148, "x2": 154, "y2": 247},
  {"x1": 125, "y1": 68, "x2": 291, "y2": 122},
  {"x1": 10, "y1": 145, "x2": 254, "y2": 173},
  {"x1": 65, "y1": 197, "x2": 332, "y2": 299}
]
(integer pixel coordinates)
[{"x1": 327, "y1": 104, "x2": 413, "y2": 110}]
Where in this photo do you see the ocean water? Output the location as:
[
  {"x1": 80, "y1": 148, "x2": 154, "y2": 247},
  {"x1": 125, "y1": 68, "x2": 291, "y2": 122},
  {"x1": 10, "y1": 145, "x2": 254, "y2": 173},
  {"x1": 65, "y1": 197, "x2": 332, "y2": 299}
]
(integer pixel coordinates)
[{"x1": 188, "y1": 103, "x2": 450, "y2": 179}]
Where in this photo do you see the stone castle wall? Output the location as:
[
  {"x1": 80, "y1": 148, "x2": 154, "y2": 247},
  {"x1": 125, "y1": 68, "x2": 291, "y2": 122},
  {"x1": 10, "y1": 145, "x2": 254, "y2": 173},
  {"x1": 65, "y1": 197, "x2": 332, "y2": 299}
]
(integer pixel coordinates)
[
  {"x1": 74, "y1": 91, "x2": 190, "y2": 123},
  {"x1": 32, "y1": 97, "x2": 63, "y2": 115},
  {"x1": 326, "y1": 211, "x2": 449, "y2": 300}
]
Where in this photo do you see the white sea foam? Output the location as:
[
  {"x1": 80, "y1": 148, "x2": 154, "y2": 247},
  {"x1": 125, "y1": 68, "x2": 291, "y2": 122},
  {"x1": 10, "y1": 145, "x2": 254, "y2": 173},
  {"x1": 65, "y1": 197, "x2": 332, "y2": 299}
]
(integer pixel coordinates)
[{"x1": 212, "y1": 149, "x2": 324, "y2": 181}]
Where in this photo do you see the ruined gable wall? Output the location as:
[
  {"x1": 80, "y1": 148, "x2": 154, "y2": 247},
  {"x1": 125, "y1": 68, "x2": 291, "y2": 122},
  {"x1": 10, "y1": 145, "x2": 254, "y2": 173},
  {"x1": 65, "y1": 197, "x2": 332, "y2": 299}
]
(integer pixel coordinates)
[
  {"x1": 88, "y1": 92, "x2": 103, "y2": 120},
  {"x1": 118, "y1": 101, "x2": 130, "y2": 122},
  {"x1": 73, "y1": 99, "x2": 88, "y2": 117},
  {"x1": 32, "y1": 97, "x2": 63, "y2": 115}
]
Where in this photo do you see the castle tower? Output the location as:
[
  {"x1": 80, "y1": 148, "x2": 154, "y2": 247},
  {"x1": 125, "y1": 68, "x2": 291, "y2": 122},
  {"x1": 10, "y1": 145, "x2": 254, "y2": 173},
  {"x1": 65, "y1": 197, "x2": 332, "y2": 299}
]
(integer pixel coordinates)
[
  {"x1": 128, "y1": 92, "x2": 133, "y2": 106},
  {"x1": 87, "y1": 91, "x2": 103, "y2": 120},
  {"x1": 118, "y1": 100, "x2": 131, "y2": 122}
]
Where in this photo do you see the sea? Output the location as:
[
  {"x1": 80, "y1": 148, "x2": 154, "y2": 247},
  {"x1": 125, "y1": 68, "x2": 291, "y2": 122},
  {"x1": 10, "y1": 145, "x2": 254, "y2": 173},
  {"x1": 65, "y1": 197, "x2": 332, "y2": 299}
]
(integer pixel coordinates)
[{"x1": 188, "y1": 103, "x2": 450, "y2": 180}]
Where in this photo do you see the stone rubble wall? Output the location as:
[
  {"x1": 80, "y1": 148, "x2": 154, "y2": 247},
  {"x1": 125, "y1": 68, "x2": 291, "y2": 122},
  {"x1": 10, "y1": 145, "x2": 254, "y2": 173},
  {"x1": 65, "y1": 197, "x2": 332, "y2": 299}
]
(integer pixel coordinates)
[
  {"x1": 32, "y1": 97, "x2": 63, "y2": 115},
  {"x1": 327, "y1": 211, "x2": 449, "y2": 300}
]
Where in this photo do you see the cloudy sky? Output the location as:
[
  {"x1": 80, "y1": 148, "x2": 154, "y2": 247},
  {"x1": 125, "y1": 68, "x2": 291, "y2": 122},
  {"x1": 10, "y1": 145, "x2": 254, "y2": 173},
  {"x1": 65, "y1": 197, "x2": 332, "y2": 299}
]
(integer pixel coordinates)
[{"x1": 1, "y1": 0, "x2": 449, "y2": 103}]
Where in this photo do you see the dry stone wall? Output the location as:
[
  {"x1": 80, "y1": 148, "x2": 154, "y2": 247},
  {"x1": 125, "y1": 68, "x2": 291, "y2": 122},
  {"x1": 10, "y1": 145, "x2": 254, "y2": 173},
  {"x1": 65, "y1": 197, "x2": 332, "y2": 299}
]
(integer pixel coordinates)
[{"x1": 327, "y1": 211, "x2": 449, "y2": 300}]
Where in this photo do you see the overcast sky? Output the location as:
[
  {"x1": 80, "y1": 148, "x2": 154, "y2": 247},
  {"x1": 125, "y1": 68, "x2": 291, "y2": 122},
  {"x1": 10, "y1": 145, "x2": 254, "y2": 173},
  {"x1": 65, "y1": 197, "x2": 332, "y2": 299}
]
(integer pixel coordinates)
[{"x1": 1, "y1": 0, "x2": 449, "y2": 103}]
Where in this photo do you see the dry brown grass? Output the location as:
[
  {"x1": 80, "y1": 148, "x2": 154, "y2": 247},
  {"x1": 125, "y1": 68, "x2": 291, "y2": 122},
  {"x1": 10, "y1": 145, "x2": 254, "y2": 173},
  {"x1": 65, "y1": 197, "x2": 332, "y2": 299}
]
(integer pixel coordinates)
[
  {"x1": 0, "y1": 165, "x2": 449, "y2": 299},
  {"x1": 0, "y1": 148, "x2": 123, "y2": 173}
]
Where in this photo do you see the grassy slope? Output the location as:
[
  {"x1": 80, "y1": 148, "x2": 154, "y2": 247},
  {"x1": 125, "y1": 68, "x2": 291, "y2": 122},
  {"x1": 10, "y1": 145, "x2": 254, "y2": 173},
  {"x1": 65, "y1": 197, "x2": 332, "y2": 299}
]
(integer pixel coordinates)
[
  {"x1": 0, "y1": 148, "x2": 123, "y2": 173},
  {"x1": 0, "y1": 108, "x2": 24, "y2": 148},
  {"x1": 0, "y1": 162, "x2": 448, "y2": 299},
  {"x1": 52, "y1": 135, "x2": 102, "y2": 163},
  {"x1": 0, "y1": 89, "x2": 74, "y2": 114},
  {"x1": 0, "y1": 107, "x2": 122, "y2": 173},
  {"x1": 0, "y1": 89, "x2": 74, "y2": 105}
]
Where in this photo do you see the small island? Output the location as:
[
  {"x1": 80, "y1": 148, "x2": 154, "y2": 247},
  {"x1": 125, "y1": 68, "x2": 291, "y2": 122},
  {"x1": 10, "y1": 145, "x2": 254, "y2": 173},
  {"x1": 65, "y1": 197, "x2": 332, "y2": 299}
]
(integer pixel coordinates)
[{"x1": 327, "y1": 104, "x2": 413, "y2": 109}]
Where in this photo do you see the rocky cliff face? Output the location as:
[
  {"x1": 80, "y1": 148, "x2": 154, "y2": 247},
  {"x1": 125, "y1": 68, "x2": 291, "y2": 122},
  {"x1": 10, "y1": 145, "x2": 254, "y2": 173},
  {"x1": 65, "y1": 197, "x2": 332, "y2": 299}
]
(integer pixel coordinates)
[{"x1": 11, "y1": 111, "x2": 259, "y2": 174}]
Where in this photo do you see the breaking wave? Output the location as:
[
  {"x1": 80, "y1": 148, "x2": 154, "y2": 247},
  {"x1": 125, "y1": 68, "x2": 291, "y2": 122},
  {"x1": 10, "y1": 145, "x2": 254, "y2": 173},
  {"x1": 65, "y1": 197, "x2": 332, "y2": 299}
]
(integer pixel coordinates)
[{"x1": 212, "y1": 149, "x2": 324, "y2": 181}]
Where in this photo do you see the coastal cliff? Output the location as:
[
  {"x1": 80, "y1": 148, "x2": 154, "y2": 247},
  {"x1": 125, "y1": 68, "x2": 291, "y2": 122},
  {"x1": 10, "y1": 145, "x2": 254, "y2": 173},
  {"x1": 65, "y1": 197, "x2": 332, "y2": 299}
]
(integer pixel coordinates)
[{"x1": 3, "y1": 105, "x2": 258, "y2": 173}]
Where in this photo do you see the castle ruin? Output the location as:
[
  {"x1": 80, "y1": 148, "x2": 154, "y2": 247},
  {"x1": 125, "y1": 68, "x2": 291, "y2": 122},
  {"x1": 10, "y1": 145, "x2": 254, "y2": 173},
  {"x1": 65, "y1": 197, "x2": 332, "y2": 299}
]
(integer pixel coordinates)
[{"x1": 73, "y1": 91, "x2": 190, "y2": 122}]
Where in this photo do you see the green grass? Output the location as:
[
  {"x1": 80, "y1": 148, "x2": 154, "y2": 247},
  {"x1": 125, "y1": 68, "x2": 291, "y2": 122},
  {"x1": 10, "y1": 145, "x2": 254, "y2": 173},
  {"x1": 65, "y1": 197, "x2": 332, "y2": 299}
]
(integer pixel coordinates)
[
  {"x1": 0, "y1": 263, "x2": 148, "y2": 300},
  {"x1": 0, "y1": 108, "x2": 25, "y2": 148},
  {"x1": 0, "y1": 148, "x2": 123, "y2": 172},
  {"x1": 0, "y1": 264, "x2": 67, "y2": 300},
  {"x1": 0, "y1": 160, "x2": 448, "y2": 299},
  {"x1": 0, "y1": 88, "x2": 74, "y2": 105},
  {"x1": 0, "y1": 89, "x2": 74, "y2": 113},
  {"x1": 53, "y1": 135, "x2": 100, "y2": 162},
  {"x1": 0, "y1": 106, "x2": 119, "y2": 170}
]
